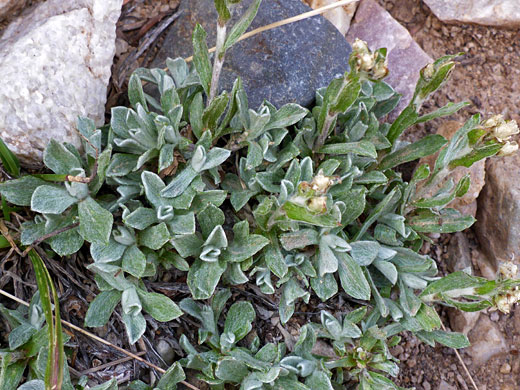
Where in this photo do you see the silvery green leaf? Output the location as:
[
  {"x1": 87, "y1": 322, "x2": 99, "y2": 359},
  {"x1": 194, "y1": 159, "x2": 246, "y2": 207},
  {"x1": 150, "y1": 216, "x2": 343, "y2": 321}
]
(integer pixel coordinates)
[
  {"x1": 171, "y1": 233, "x2": 203, "y2": 258},
  {"x1": 187, "y1": 259, "x2": 226, "y2": 300},
  {"x1": 224, "y1": 0, "x2": 262, "y2": 50},
  {"x1": 283, "y1": 202, "x2": 338, "y2": 228},
  {"x1": 160, "y1": 166, "x2": 198, "y2": 198},
  {"x1": 350, "y1": 241, "x2": 380, "y2": 266},
  {"x1": 31, "y1": 185, "x2": 77, "y2": 214},
  {"x1": 318, "y1": 141, "x2": 377, "y2": 158},
  {"x1": 122, "y1": 287, "x2": 142, "y2": 317},
  {"x1": 48, "y1": 225, "x2": 83, "y2": 257},
  {"x1": 192, "y1": 24, "x2": 212, "y2": 96},
  {"x1": 122, "y1": 311, "x2": 146, "y2": 345},
  {"x1": 318, "y1": 239, "x2": 339, "y2": 277},
  {"x1": 365, "y1": 269, "x2": 389, "y2": 318},
  {"x1": 21, "y1": 220, "x2": 45, "y2": 245},
  {"x1": 320, "y1": 311, "x2": 342, "y2": 339},
  {"x1": 203, "y1": 92, "x2": 229, "y2": 131},
  {"x1": 337, "y1": 252, "x2": 370, "y2": 300},
  {"x1": 168, "y1": 212, "x2": 196, "y2": 234},
  {"x1": 200, "y1": 147, "x2": 231, "y2": 171},
  {"x1": 128, "y1": 73, "x2": 148, "y2": 110},
  {"x1": 166, "y1": 57, "x2": 189, "y2": 87},
  {"x1": 135, "y1": 148, "x2": 159, "y2": 171},
  {"x1": 203, "y1": 225, "x2": 228, "y2": 250},
  {"x1": 138, "y1": 222, "x2": 171, "y2": 250},
  {"x1": 245, "y1": 141, "x2": 263, "y2": 170},
  {"x1": 124, "y1": 207, "x2": 158, "y2": 230},
  {"x1": 156, "y1": 362, "x2": 185, "y2": 390},
  {"x1": 225, "y1": 262, "x2": 249, "y2": 285},
  {"x1": 107, "y1": 154, "x2": 139, "y2": 177},
  {"x1": 280, "y1": 229, "x2": 319, "y2": 251},
  {"x1": 0, "y1": 176, "x2": 47, "y2": 206},
  {"x1": 84, "y1": 290, "x2": 122, "y2": 327},
  {"x1": 425, "y1": 330, "x2": 470, "y2": 349},
  {"x1": 89, "y1": 145, "x2": 113, "y2": 195},
  {"x1": 221, "y1": 221, "x2": 269, "y2": 263},
  {"x1": 43, "y1": 139, "x2": 82, "y2": 174},
  {"x1": 159, "y1": 144, "x2": 175, "y2": 172},
  {"x1": 136, "y1": 289, "x2": 182, "y2": 322},
  {"x1": 385, "y1": 298, "x2": 403, "y2": 321},
  {"x1": 280, "y1": 356, "x2": 316, "y2": 378},
  {"x1": 264, "y1": 103, "x2": 308, "y2": 131},
  {"x1": 113, "y1": 225, "x2": 136, "y2": 246},
  {"x1": 279, "y1": 278, "x2": 310, "y2": 324},
  {"x1": 311, "y1": 272, "x2": 337, "y2": 301},
  {"x1": 9, "y1": 322, "x2": 36, "y2": 349},
  {"x1": 198, "y1": 204, "x2": 225, "y2": 237},
  {"x1": 122, "y1": 244, "x2": 147, "y2": 278},
  {"x1": 190, "y1": 92, "x2": 204, "y2": 139},
  {"x1": 408, "y1": 208, "x2": 475, "y2": 233},
  {"x1": 354, "y1": 187, "x2": 400, "y2": 240},
  {"x1": 224, "y1": 301, "x2": 255, "y2": 343},
  {"x1": 373, "y1": 260, "x2": 398, "y2": 285},
  {"x1": 78, "y1": 197, "x2": 113, "y2": 244},
  {"x1": 354, "y1": 171, "x2": 388, "y2": 185},
  {"x1": 18, "y1": 380, "x2": 45, "y2": 390},
  {"x1": 215, "y1": 357, "x2": 249, "y2": 382},
  {"x1": 264, "y1": 243, "x2": 287, "y2": 279},
  {"x1": 96, "y1": 271, "x2": 133, "y2": 291},
  {"x1": 305, "y1": 371, "x2": 333, "y2": 390}
]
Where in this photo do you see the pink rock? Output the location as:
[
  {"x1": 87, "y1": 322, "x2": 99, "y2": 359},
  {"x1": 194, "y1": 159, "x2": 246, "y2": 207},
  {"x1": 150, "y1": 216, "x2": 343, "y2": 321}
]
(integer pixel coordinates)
[{"x1": 346, "y1": 0, "x2": 432, "y2": 116}]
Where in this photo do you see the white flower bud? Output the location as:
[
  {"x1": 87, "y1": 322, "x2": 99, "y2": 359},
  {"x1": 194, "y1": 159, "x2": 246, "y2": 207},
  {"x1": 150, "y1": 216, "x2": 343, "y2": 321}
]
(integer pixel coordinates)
[
  {"x1": 423, "y1": 63, "x2": 435, "y2": 79},
  {"x1": 499, "y1": 261, "x2": 518, "y2": 279},
  {"x1": 359, "y1": 53, "x2": 375, "y2": 71},
  {"x1": 493, "y1": 120, "x2": 519, "y2": 142},
  {"x1": 482, "y1": 114, "x2": 503, "y2": 129},
  {"x1": 498, "y1": 141, "x2": 518, "y2": 156},
  {"x1": 496, "y1": 294, "x2": 511, "y2": 314},
  {"x1": 311, "y1": 171, "x2": 333, "y2": 193},
  {"x1": 307, "y1": 196, "x2": 327, "y2": 214},
  {"x1": 352, "y1": 38, "x2": 368, "y2": 52}
]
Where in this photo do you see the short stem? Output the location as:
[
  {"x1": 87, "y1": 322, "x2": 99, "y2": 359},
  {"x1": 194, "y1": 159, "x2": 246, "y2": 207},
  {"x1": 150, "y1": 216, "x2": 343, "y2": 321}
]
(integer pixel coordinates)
[{"x1": 209, "y1": 23, "x2": 227, "y2": 104}]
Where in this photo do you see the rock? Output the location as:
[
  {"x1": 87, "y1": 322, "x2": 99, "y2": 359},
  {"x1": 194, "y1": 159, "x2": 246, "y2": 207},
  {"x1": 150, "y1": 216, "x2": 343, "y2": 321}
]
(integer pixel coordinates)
[
  {"x1": 472, "y1": 249, "x2": 497, "y2": 279},
  {"x1": 417, "y1": 121, "x2": 486, "y2": 217},
  {"x1": 446, "y1": 232, "x2": 472, "y2": 272},
  {"x1": 346, "y1": 0, "x2": 432, "y2": 116},
  {"x1": 151, "y1": 0, "x2": 352, "y2": 110},
  {"x1": 0, "y1": 0, "x2": 122, "y2": 166},
  {"x1": 156, "y1": 339, "x2": 175, "y2": 365},
  {"x1": 438, "y1": 380, "x2": 456, "y2": 390},
  {"x1": 467, "y1": 315, "x2": 508, "y2": 366},
  {"x1": 0, "y1": 0, "x2": 26, "y2": 21},
  {"x1": 500, "y1": 362, "x2": 512, "y2": 374},
  {"x1": 423, "y1": 0, "x2": 520, "y2": 28},
  {"x1": 447, "y1": 308, "x2": 480, "y2": 335},
  {"x1": 476, "y1": 152, "x2": 520, "y2": 268},
  {"x1": 304, "y1": 0, "x2": 358, "y2": 35}
]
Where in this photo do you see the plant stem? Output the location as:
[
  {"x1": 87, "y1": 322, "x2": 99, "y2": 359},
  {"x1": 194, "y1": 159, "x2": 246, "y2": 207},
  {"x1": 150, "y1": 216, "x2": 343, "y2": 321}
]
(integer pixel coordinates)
[
  {"x1": 315, "y1": 113, "x2": 336, "y2": 151},
  {"x1": 209, "y1": 23, "x2": 227, "y2": 104}
]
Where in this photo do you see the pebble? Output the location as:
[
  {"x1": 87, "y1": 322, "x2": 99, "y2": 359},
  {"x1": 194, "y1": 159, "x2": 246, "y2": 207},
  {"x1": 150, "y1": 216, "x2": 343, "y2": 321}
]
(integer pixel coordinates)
[
  {"x1": 500, "y1": 362, "x2": 512, "y2": 374},
  {"x1": 490, "y1": 311, "x2": 500, "y2": 322},
  {"x1": 423, "y1": 381, "x2": 432, "y2": 390}
]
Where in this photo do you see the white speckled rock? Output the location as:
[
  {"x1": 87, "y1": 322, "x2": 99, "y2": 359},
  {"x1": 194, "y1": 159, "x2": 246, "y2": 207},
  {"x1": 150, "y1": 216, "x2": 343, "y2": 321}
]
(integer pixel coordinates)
[
  {"x1": 0, "y1": 0, "x2": 122, "y2": 166},
  {"x1": 424, "y1": 0, "x2": 520, "y2": 28},
  {"x1": 0, "y1": 0, "x2": 26, "y2": 21}
]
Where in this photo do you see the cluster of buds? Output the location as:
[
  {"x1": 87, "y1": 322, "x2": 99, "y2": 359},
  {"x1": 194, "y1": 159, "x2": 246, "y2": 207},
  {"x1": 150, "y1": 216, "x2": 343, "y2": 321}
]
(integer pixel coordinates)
[
  {"x1": 481, "y1": 114, "x2": 519, "y2": 156},
  {"x1": 298, "y1": 171, "x2": 339, "y2": 214},
  {"x1": 499, "y1": 261, "x2": 518, "y2": 279},
  {"x1": 494, "y1": 288, "x2": 520, "y2": 314},
  {"x1": 351, "y1": 38, "x2": 388, "y2": 81}
]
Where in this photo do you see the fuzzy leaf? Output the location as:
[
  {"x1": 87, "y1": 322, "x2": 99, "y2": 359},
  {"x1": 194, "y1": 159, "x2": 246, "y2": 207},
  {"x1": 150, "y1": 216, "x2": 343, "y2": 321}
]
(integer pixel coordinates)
[
  {"x1": 0, "y1": 176, "x2": 46, "y2": 206},
  {"x1": 78, "y1": 197, "x2": 113, "y2": 244},
  {"x1": 31, "y1": 185, "x2": 77, "y2": 214},
  {"x1": 192, "y1": 24, "x2": 212, "y2": 96},
  {"x1": 337, "y1": 252, "x2": 370, "y2": 300},
  {"x1": 84, "y1": 290, "x2": 122, "y2": 328},
  {"x1": 224, "y1": 0, "x2": 262, "y2": 50},
  {"x1": 138, "y1": 223, "x2": 171, "y2": 250},
  {"x1": 137, "y1": 289, "x2": 183, "y2": 322},
  {"x1": 187, "y1": 259, "x2": 226, "y2": 300},
  {"x1": 379, "y1": 135, "x2": 447, "y2": 170},
  {"x1": 43, "y1": 140, "x2": 82, "y2": 174},
  {"x1": 318, "y1": 141, "x2": 377, "y2": 158},
  {"x1": 408, "y1": 208, "x2": 475, "y2": 233},
  {"x1": 224, "y1": 301, "x2": 256, "y2": 343}
]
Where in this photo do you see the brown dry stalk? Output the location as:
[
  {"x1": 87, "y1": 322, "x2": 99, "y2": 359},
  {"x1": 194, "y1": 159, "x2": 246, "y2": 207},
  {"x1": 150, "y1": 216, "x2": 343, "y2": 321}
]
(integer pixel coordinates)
[{"x1": 0, "y1": 288, "x2": 201, "y2": 390}]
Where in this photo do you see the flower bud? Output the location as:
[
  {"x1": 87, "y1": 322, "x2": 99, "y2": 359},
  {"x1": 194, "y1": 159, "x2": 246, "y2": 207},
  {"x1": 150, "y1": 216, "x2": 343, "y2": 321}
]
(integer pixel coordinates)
[
  {"x1": 494, "y1": 120, "x2": 519, "y2": 142},
  {"x1": 499, "y1": 261, "x2": 518, "y2": 279},
  {"x1": 423, "y1": 63, "x2": 435, "y2": 79},
  {"x1": 307, "y1": 196, "x2": 327, "y2": 214},
  {"x1": 311, "y1": 171, "x2": 334, "y2": 194},
  {"x1": 498, "y1": 141, "x2": 518, "y2": 156}
]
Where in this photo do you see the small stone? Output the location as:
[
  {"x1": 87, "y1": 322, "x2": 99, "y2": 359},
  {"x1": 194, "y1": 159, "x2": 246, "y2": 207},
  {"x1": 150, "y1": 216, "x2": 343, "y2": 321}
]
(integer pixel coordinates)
[
  {"x1": 407, "y1": 358, "x2": 417, "y2": 368},
  {"x1": 423, "y1": 381, "x2": 432, "y2": 390},
  {"x1": 346, "y1": 0, "x2": 432, "y2": 117},
  {"x1": 151, "y1": 0, "x2": 352, "y2": 110},
  {"x1": 476, "y1": 152, "x2": 520, "y2": 268},
  {"x1": 500, "y1": 362, "x2": 512, "y2": 374},
  {"x1": 446, "y1": 232, "x2": 472, "y2": 273},
  {"x1": 423, "y1": 0, "x2": 520, "y2": 28},
  {"x1": 0, "y1": 0, "x2": 122, "y2": 165},
  {"x1": 156, "y1": 339, "x2": 175, "y2": 365},
  {"x1": 467, "y1": 315, "x2": 508, "y2": 366},
  {"x1": 438, "y1": 380, "x2": 456, "y2": 390},
  {"x1": 417, "y1": 121, "x2": 486, "y2": 217},
  {"x1": 490, "y1": 311, "x2": 500, "y2": 322},
  {"x1": 305, "y1": 0, "x2": 358, "y2": 35}
]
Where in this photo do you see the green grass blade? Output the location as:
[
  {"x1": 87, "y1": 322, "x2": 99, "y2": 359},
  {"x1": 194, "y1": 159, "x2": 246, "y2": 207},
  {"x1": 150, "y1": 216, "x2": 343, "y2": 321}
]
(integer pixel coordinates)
[{"x1": 0, "y1": 137, "x2": 20, "y2": 177}]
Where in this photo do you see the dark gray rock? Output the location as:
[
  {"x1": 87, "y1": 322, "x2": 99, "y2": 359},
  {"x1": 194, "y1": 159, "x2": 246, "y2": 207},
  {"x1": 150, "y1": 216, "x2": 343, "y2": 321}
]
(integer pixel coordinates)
[{"x1": 150, "y1": 0, "x2": 352, "y2": 109}]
